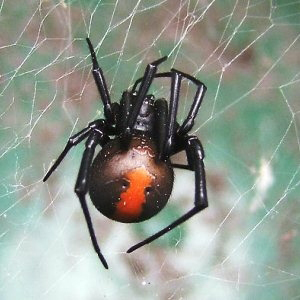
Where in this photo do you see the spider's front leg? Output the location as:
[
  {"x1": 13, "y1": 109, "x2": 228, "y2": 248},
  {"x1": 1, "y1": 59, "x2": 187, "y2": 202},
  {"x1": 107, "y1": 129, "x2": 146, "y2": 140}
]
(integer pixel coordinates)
[
  {"x1": 86, "y1": 38, "x2": 118, "y2": 124},
  {"x1": 127, "y1": 135, "x2": 208, "y2": 253},
  {"x1": 75, "y1": 128, "x2": 110, "y2": 269},
  {"x1": 124, "y1": 55, "x2": 168, "y2": 137}
]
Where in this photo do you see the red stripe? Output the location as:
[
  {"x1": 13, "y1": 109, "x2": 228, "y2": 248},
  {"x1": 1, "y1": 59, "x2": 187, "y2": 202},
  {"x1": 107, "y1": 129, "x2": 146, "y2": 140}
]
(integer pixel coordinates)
[{"x1": 114, "y1": 167, "x2": 154, "y2": 222}]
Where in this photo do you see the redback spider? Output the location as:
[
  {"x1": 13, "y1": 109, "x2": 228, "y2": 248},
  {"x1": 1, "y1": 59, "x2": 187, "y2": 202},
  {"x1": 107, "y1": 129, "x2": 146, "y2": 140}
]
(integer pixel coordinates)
[{"x1": 43, "y1": 38, "x2": 208, "y2": 269}]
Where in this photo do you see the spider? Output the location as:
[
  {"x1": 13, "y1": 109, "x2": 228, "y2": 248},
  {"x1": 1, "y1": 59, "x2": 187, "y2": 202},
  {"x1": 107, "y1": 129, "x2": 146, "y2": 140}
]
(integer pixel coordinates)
[{"x1": 43, "y1": 38, "x2": 208, "y2": 269}]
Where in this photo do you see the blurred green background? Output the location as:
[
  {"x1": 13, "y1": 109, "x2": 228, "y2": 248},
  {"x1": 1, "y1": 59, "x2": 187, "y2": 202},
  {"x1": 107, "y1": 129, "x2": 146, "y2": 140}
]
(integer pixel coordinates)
[{"x1": 0, "y1": 0, "x2": 299, "y2": 299}]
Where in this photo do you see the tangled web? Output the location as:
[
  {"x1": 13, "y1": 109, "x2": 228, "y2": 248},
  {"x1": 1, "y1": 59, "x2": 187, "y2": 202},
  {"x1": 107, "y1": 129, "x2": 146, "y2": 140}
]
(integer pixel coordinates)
[{"x1": 0, "y1": 0, "x2": 299, "y2": 299}]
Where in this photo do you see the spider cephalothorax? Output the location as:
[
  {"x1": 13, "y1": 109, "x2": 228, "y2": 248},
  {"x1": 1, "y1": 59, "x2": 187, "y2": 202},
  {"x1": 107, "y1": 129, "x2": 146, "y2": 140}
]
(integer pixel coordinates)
[{"x1": 43, "y1": 37, "x2": 208, "y2": 269}]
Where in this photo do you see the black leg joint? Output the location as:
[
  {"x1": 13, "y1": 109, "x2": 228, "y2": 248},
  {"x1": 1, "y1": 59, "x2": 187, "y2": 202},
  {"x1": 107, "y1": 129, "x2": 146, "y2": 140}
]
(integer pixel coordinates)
[{"x1": 186, "y1": 136, "x2": 205, "y2": 161}]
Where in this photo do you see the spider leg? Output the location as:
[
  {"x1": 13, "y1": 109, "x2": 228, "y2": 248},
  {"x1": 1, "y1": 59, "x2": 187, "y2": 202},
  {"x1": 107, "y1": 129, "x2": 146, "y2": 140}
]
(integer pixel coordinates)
[
  {"x1": 171, "y1": 163, "x2": 191, "y2": 170},
  {"x1": 133, "y1": 68, "x2": 207, "y2": 140},
  {"x1": 124, "y1": 56, "x2": 168, "y2": 137},
  {"x1": 160, "y1": 70, "x2": 182, "y2": 159},
  {"x1": 154, "y1": 98, "x2": 168, "y2": 156},
  {"x1": 143, "y1": 70, "x2": 182, "y2": 160},
  {"x1": 132, "y1": 72, "x2": 171, "y2": 92},
  {"x1": 43, "y1": 120, "x2": 108, "y2": 182},
  {"x1": 127, "y1": 135, "x2": 208, "y2": 253},
  {"x1": 75, "y1": 129, "x2": 110, "y2": 269},
  {"x1": 133, "y1": 69, "x2": 197, "y2": 159},
  {"x1": 86, "y1": 38, "x2": 115, "y2": 123},
  {"x1": 171, "y1": 69, "x2": 207, "y2": 136}
]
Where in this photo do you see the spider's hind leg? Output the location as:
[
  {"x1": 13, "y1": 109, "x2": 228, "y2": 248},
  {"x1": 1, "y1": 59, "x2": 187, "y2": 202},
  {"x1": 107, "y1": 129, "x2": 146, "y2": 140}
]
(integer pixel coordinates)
[{"x1": 127, "y1": 135, "x2": 208, "y2": 253}]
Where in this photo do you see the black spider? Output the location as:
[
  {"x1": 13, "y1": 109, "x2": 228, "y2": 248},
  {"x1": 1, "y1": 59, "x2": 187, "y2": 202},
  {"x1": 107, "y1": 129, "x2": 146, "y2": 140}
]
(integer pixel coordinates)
[{"x1": 43, "y1": 38, "x2": 208, "y2": 269}]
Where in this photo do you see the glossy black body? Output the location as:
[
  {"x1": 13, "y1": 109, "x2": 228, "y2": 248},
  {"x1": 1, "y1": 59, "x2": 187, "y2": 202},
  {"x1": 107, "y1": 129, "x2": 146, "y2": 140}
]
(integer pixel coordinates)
[{"x1": 43, "y1": 37, "x2": 208, "y2": 269}]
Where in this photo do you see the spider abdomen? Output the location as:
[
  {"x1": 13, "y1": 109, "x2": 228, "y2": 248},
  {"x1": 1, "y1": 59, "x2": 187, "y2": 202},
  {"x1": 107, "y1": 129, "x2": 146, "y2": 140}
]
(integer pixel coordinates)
[{"x1": 89, "y1": 135, "x2": 174, "y2": 223}]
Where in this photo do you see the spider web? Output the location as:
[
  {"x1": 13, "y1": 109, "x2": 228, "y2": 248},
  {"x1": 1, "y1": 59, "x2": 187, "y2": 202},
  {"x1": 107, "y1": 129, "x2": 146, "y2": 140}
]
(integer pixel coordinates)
[{"x1": 1, "y1": 0, "x2": 300, "y2": 299}]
